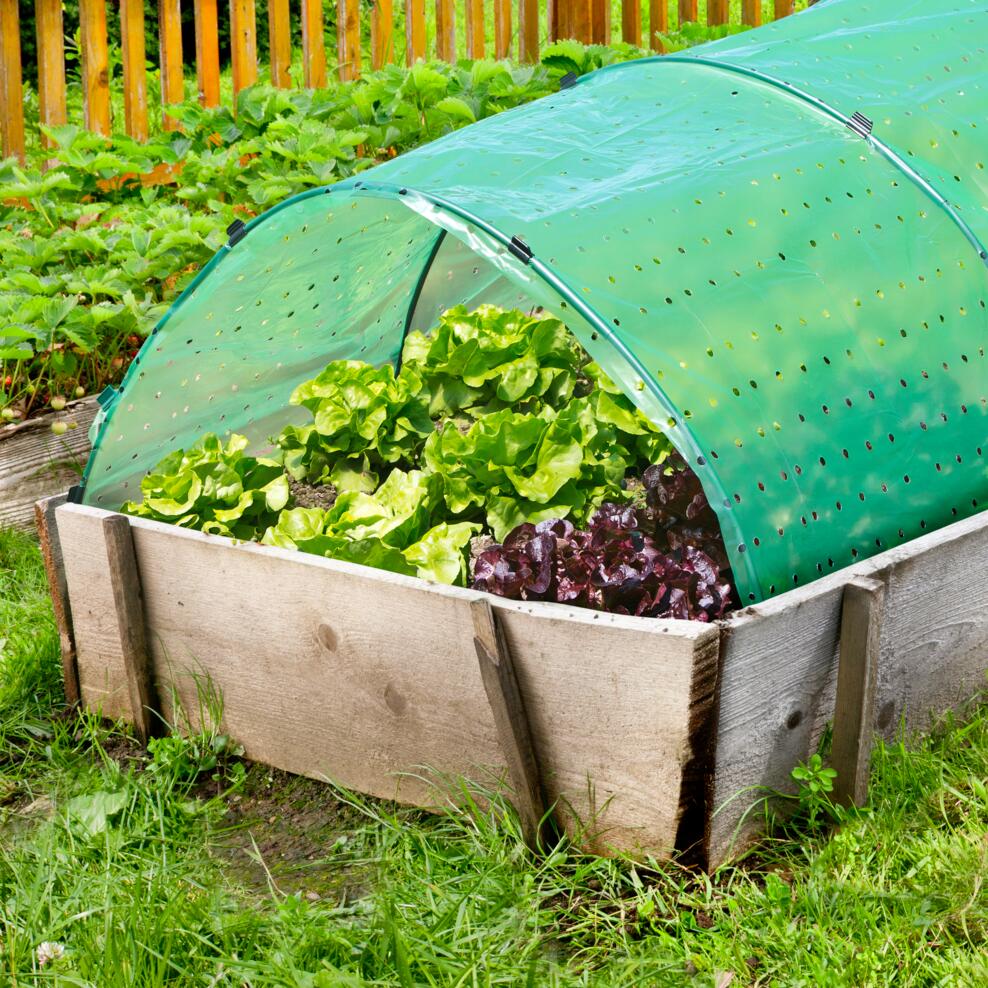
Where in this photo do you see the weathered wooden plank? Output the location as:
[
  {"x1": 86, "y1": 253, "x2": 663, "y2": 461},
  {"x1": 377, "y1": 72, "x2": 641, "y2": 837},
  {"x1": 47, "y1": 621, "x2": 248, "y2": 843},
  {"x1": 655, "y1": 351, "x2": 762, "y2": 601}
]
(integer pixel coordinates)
[
  {"x1": 35, "y1": 0, "x2": 67, "y2": 153},
  {"x1": 194, "y1": 0, "x2": 222, "y2": 106},
  {"x1": 741, "y1": 0, "x2": 761, "y2": 27},
  {"x1": 0, "y1": 399, "x2": 98, "y2": 531},
  {"x1": 570, "y1": 0, "x2": 593, "y2": 43},
  {"x1": 159, "y1": 0, "x2": 184, "y2": 129},
  {"x1": 707, "y1": 0, "x2": 729, "y2": 26},
  {"x1": 268, "y1": 0, "x2": 291, "y2": 88},
  {"x1": 230, "y1": 0, "x2": 259, "y2": 99},
  {"x1": 473, "y1": 598, "x2": 548, "y2": 847},
  {"x1": 831, "y1": 577, "x2": 884, "y2": 808},
  {"x1": 493, "y1": 0, "x2": 511, "y2": 59},
  {"x1": 709, "y1": 509, "x2": 988, "y2": 865},
  {"x1": 102, "y1": 514, "x2": 158, "y2": 743},
  {"x1": 35, "y1": 494, "x2": 80, "y2": 708},
  {"x1": 58, "y1": 503, "x2": 712, "y2": 859},
  {"x1": 678, "y1": 0, "x2": 698, "y2": 24},
  {"x1": 80, "y1": 0, "x2": 111, "y2": 136},
  {"x1": 621, "y1": 0, "x2": 641, "y2": 45},
  {"x1": 465, "y1": 0, "x2": 485, "y2": 60},
  {"x1": 549, "y1": 0, "x2": 562, "y2": 40},
  {"x1": 302, "y1": 0, "x2": 328, "y2": 88},
  {"x1": 591, "y1": 0, "x2": 609, "y2": 44},
  {"x1": 371, "y1": 0, "x2": 394, "y2": 70},
  {"x1": 774, "y1": 0, "x2": 793, "y2": 19},
  {"x1": 120, "y1": 0, "x2": 149, "y2": 141},
  {"x1": 649, "y1": 0, "x2": 667, "y2": 49},
  {"x1": 405, "y1": 0, "x2": 426, "y2": 65},
  {"x1": 435, "y1": 0, "x2": 456, "y2": 61},
  {"x1": 337, "y1": 0, "x2": 362, "y2": 81},
  {"x1": 518, "y1": 0, "x2": 539, "y2": 61}
]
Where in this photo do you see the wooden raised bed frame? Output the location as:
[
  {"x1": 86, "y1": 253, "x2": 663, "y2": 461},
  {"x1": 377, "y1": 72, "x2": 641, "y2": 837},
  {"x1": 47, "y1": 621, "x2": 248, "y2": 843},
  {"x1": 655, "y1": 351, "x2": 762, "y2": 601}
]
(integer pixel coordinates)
[{"x1": 38, "y1": 496, "x2": 988, "y2": 866}]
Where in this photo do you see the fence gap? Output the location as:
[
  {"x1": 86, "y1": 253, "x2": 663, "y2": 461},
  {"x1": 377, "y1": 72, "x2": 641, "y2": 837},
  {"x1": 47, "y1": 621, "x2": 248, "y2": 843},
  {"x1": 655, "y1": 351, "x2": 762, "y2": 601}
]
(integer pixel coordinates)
[
  {"x1": 120, "y1": 0, "x2": 149, "y2": 140},
  {"x1": 436, "y1": 0, "x2": 457, "y2": 61},
  {"x1": 650, "y1": 0, "x2": 668, "y2": 49},
  {"x1": 372, "y1": 0, "x2": 395, "y2": 70},
  {"x1": 465, "y1": 0, "x2": 486, "y2": 59},
  {"x1": 230, "y1": 0, "x2": 259, "y2": 101},
  {"x1": 269, "y1": 0, "x2": 291, "y2": 87},
  {"x1": 35, "y1": 0, "x2": 67, "y2": 152},
  {"x1": 302, "y1": 0, "x2": 328, "y2": 87},
  {"x1": 519, "y1": 0, "x2": 539, "y2": 60},
  {"x1": 159, "y1": 0, "x2": 184, "y2": 129},
  {"x1": 494, "y1": 0, "x2": 511, "y2": 59},
  {"x1": 622, "y1": 0, "x2": 641, "y2": 44},
  {"x1": 81, "y1": 0, "x2": 112, "y2": 136},
  {"x1": 337, "y1": 0, "x2": 362, "y2": 81},
  {"x1": 405, "y1": 0, "x2": 427, "y2": 64},
  {"x1": 194, "y1": 0, "x2": 221, "y2": 106}
]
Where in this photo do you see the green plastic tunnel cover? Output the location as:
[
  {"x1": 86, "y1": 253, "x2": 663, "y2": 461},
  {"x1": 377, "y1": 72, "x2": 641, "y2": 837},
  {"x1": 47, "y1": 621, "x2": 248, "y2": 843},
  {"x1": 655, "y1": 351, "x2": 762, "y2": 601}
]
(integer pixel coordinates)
[{"x1": 82, "y1": 0, "x2": 988, "y2": 605}]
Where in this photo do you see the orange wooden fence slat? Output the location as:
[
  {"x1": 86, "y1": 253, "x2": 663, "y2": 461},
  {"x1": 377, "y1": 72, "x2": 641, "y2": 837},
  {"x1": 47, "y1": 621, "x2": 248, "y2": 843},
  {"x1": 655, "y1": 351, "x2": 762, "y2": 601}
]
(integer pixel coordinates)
[
  {"x1": 548, "y1": 0, "x2": 561, "y2": 41},
  {"x1": 0, "y1": 0, "x2": 24, "y2": 161},
  {"x1": 707, "y1": 0, "x2": 729, "y2": 26},
  {"x1": 405, "y1": 0, "x2": 427, "y2": 64},
  {"x1": 494, "y1": 0, "x2": 511, "y2": 59},
  {"x1": 230, "y1": 0, "x2": 259, "y2": 100},
  {"x1": 372, "y1": 0, "x2": 395, "y2": 70},
  {"x1": 80, "y1": 0, "x2": 111, "y2": 137},
  {"x1": 465, "y1": 0, "x2": 485, "y2": 59},
  {"x1": 591, "y1": 0, "x2": 608, "y2": 43},
  {"x1": 571, "y1": 0, "x2": 593, "y2": 43},
  {"x1": 35, "y1": 0, "x2": 66, "y2": 150},
  {"x1": 302, "y1": 0, "x2": 328, "y2": 87},
  {"x1": 337, "y1": 0, "x2": 362, "y2": 81},
  {"x1": 678, "y1": 0, "x2": 698, "y2": 24},
  {"x1": 435, "y1": 0, "x2": 456, "y2": 62},
  {"x1": 518, "y1": 0, "x2": 538, "y2": 61},
  {"x1": 194, "y1": 0, "x2": 221, "y2": 106},
  {"x1": 120, "y1": 0, "x2": 148, "y2": 140},
  {"x1": 649, "y1": 0, "x2": 667, "y2": 48},
  {"x1": 742, "y1": 0, "x2": 761, "y2": 26},
  {"x1": 775, "y1": 0, "x2": 794, "y2": 18},
  {"x1": 621, "y1": 0, "x2": 641, "y2": 44},
  {"x1": 159, "y1": 0, "x2": 184, "y2": 130},
  {"x1": 268, "y1": 0, "x2": 291, "y2": 88}
]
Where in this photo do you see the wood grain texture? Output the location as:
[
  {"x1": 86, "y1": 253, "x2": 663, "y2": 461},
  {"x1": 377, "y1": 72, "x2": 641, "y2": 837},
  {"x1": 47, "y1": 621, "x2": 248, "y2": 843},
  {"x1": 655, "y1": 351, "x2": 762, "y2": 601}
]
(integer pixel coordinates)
[
  {"x1": 493, "y1": 0, "x2": 511, "y2": 59},
  {"x1": 570, "y1": 0, "x2": 593, "y2": 43},
  {"x1": 709, "y1": 509, "x2": 988, "y2": 865},
  {"x1": 102, "y1": 514, "x2": 158, "y2": 743},
  {"x1": 465, "y1": 0, "x2": 485, "y2": 60},
  {"x1": 518, "y1": 0, "x2": 539, "y2": 61},
  {"x1": 678, "y1": 0, "x2": 698, "y2": 25},
  {"x1": 230, "y1": 0, "x2": 259, "y2": 98},
  {"x1": 80, "y1": 0, "x2": 111, "y2": 136},
  {"x1": 0, "y1": 398, "x2": 97, "y2": 531},
  {"x1": 35, "y1": 494, "x2": 80, "y2": 707},
  {"x1": 621, "y1": 0, "x2": 641, "y2": 45},
  {"x1": 831, "y1": 577, "x2": 884, "y2": 808},
  {"x1": 302, "y1": 0, "x2": 328, "y2": 87},
  {"x1": 268, "y1": 0, "x2": 291, "y2": 88},
  {"x1": 591, "y1": 0, "x2": 609, "y2": 44},
  {"x1": 473, "y1": 598, "x2": 548, "y2": 847},
  {"x1": 371, "y1": 0, "x2": 395, "y2": 70},
  {"x1": 774, "y1": 0, "x2": 793, "y2": 19},
  {"x1": 649, "y1": 0, "x2": 667, "y2": 49},
  {"x1": 158, "y1": 0, "x2": 184, "y2": 129},
  {"x1": 741, "y1": 0, "x2": 761, "y2": 27},
  {"x1": 405, "y1": 0, "x2": 426, "y2": 64},
  {"x1": 194, "y1": 0, "x2": 222, "y2": 106},
  {"x1": 35, "y1": 0, "x2": 67, "y2": 152},
  {"x1": 120, "y1": 0, "x2": 149, "y2": 140},
  {"x1": 0, "y1": 0, "x2": 24, "y2": 161},
  {"x1": 59, "y1": 503, "x2": 712, "y2": 859},
  {"x1": 707, "y1": 0, "x2": 729, "y2": 25},
  {"x1": 337, "y1": 0, "x2": 362, "y2": 81},
  {"x1": 435, "y1": 0, "x2": 456, "y2": 62}
]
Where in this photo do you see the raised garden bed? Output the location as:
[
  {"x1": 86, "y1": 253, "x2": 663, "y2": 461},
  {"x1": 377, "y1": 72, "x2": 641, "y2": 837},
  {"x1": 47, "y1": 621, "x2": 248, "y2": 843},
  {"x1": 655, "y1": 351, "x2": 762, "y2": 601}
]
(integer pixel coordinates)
[
  {"x1": 0, "y1": 397, "x2": 98, "y2": 530},
  {"x1": 39, "y1": 494, "x2": 988, "y2": 866}
]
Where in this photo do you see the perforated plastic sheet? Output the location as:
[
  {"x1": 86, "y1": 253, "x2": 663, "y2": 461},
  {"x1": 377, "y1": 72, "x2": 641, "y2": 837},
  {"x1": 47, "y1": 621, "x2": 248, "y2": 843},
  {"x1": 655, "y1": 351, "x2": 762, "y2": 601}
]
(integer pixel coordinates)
[{"x1": 83, "y1": 0, "x2": 987, "y2": 603}]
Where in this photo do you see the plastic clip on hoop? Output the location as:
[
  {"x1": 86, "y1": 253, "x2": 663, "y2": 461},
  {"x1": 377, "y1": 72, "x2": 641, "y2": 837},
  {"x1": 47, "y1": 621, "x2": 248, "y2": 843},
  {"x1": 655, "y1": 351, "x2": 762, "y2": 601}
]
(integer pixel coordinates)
[
  {"x1": 226, "y1": 219, "x2": 247, "y2": 247},
  {"x1": 508, "y1": 235, "x2": 534, "y2": 264},
  {"x1": 846, "y1": 111, "x2": 874, "y2": 138}
]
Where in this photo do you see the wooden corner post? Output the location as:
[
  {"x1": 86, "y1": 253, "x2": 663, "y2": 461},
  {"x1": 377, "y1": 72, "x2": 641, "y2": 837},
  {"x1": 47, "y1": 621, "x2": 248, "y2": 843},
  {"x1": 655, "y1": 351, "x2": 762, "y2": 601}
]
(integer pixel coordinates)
[
  {"x1": 471, "y1": 598, "x2": 550, "y2": 848},
  {"x1": 831, "y1": 576, "x2": 885, "y2": 807}
]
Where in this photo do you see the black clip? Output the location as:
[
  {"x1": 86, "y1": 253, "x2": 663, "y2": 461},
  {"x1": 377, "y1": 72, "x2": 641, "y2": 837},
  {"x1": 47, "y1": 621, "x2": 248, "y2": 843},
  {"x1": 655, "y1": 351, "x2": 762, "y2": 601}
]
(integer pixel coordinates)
[
  {"x1": 226, "y1": 218, "x2": 247, "y2": 246},
  {"x1": 559, "y1": 72, "x2": 578, "y2": 90},
  {"x1": 67, "y1": 484, "x2": 83, "y2": 504},
  {"x1": 847, "y1": 111, "x2": 873, "y2": 138},
  {"x1": 508, "y1": 235, "x2": 533, "y2": 264}
]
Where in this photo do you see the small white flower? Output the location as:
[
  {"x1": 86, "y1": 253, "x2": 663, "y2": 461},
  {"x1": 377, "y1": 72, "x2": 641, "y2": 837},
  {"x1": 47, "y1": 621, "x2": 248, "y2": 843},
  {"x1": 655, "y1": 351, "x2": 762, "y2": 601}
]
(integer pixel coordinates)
[{"x1": 36, "y1": 941, "x2": 65, "y2": 967}]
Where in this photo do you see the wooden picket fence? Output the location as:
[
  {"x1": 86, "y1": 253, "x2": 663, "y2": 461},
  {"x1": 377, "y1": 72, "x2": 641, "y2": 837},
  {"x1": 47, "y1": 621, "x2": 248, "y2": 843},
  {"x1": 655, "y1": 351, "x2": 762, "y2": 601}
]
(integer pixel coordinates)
[{"x1": 0, "y1": 0, "x2": 795, "y2": 159}]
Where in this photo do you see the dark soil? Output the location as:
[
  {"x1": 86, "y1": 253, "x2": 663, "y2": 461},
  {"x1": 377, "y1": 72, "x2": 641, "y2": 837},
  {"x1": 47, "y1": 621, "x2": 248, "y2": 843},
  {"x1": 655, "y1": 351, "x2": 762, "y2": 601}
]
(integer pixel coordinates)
[{"x1": 289, "y1": 478, "x2": 338, "y2": 511}]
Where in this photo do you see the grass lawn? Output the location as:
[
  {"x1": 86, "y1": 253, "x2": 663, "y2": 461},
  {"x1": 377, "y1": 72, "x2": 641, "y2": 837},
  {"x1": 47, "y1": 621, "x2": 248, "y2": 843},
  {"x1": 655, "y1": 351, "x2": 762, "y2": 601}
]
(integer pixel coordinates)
[{"x1": 1, "y1": 523, "x2": 986, "y2": 985}]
